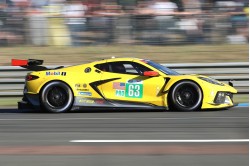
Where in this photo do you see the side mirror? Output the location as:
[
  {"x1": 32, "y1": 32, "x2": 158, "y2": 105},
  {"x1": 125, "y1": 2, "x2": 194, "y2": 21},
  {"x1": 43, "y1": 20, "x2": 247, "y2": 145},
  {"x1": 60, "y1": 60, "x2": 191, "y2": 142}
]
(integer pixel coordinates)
[{"x1": 143, "y1": 71, "x2": 159, "y2": 77}]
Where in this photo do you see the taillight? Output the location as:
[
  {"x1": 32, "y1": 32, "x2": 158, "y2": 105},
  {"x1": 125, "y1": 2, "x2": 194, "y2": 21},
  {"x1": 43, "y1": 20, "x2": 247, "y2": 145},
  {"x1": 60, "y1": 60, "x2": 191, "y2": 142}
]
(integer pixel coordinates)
[{"x1": 26, "y1": 75, "x2": 39, "y2": 81}]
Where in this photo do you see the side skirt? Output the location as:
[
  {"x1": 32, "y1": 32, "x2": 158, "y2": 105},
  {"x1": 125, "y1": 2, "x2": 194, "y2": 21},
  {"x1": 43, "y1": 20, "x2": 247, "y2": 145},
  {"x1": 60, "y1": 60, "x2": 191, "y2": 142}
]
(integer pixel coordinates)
[{"x1": 72, "y1": 97, "x2": 167, "y2": 111}]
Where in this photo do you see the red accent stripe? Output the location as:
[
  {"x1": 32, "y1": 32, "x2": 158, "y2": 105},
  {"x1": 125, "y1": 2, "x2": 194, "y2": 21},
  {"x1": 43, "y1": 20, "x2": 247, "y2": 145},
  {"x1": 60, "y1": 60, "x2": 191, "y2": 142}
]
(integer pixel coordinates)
[{"x1": 11, "y1": 59, "x2": 28, "y2": 66}]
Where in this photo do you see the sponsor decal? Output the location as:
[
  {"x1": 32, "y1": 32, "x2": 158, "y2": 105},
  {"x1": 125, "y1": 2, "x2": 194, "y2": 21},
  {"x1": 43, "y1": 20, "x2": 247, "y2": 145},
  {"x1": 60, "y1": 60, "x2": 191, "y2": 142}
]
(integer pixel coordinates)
[
  {"x1": 128, "y1": 79, "x2": 142, "y2": 83},
  {"x1": 113, "y1": 82, "x2": 125, "y2": 90},
  {"x1": 61, "y1": 72, "x2": 66, "y2": 76},
  {"x1": 77, "y1": 98, "x2": 105, "y2": 105},
  {"x1": 116, "y1": 90, "x2": 125, "y2": 97},
  {"x1": 83, "y1": 84, "x2": 87, "y2": 88},
  {"x1": 78, "y1": 92, "x2": 92, "y2": 96},
  {"x1": 46, "y1": 71, "x2": 60, "y2": 76},
  {"x1": 113, "y1": 81, "x2": 143, "y2": 98},
  {"x1": 75, "y1": 84, "x2": 88, "y2": 89},
  {"x1": 78, "y1": 99, "x2": 95, "y2": 104},
  {"x1": 46, "y1": 71, "x2": 66, "y2": 76}
]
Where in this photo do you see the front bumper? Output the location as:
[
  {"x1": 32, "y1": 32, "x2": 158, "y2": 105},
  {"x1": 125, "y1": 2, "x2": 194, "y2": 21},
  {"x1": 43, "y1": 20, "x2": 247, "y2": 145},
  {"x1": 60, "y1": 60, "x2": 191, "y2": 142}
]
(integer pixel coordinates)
[
  {"x1": 202, "y1": 91, "x2": 236, "y2": 109},
  {"x1": 214, "y1": 92, "x2": 233, "y2": 104}
]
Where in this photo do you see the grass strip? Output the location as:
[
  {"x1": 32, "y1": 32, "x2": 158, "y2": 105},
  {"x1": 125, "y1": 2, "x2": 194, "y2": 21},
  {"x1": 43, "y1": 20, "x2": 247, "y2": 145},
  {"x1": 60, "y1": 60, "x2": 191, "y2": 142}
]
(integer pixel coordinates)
[{"x1": 1, "y1": 44, "x2": 248, "y2": 65}]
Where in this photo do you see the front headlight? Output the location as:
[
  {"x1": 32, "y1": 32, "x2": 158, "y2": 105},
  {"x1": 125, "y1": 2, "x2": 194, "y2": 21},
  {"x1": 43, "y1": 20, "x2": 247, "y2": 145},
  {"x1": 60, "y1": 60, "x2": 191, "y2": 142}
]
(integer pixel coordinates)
[
  {"x1": 198, "y1": 77, "x2": 224, "y2": 86},
  {"x1": 214, "y1": 92, "x2": 226, "y2": 103}
]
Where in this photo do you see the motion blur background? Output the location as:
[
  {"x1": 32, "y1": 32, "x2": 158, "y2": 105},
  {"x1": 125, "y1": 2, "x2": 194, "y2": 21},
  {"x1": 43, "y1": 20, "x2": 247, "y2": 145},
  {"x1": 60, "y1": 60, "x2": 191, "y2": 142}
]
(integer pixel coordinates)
[{"x1": 0, "y1": 0, "x2": 248, "y2": 46}]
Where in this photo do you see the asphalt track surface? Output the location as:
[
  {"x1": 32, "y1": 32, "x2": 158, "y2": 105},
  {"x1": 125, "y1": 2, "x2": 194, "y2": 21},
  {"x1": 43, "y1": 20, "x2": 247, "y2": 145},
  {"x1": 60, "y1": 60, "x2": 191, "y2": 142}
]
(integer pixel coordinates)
[{"x1": 0, "y1": 107, "x2": 248, "y2": 166}]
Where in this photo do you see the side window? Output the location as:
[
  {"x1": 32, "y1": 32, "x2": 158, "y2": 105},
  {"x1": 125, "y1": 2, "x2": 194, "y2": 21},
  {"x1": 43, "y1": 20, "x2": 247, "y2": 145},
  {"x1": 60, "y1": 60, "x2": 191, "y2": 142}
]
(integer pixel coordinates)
[
  {"x1": 131, "y1": 62, "x2": 152, "y2": 74},
  {"x1": 95, "y1": 63, "x2": 110, "y2": 72},
  {"x1": 110, "y1": 61, "x2": 152, "y2": 75},
  {"x1": 124, "y1": 63, "x2": 138, "y2": 74},
  {"x1": 95, "y1": 61, "x2": 152, "y2": 75},
  {"x1": 110, "y1": 62, "x2": 126, "y2": 74}
]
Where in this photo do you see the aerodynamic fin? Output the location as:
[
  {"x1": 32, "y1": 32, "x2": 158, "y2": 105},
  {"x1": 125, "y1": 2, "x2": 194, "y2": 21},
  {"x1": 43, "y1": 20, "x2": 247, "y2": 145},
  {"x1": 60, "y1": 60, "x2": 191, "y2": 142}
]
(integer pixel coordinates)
[{"x1": 11, "y1": 59, "x2": 48, "y2": 71}]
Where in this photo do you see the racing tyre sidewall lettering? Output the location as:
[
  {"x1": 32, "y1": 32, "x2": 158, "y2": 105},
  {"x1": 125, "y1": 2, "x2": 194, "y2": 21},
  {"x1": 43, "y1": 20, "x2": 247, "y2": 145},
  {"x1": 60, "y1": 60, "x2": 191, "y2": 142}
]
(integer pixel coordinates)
[
  {"x1": 169, "y1": 81, "x2": 202, "y2": 111},
  {"x1": 40, "y1": 81, "x2": 73, "y2": 113}
]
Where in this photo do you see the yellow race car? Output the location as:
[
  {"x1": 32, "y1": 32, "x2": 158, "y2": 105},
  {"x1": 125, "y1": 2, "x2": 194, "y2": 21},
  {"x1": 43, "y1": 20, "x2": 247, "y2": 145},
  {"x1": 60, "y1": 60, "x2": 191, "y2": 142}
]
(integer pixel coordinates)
[{"x1": 12, "y1": 58, "x2": 237, "y2": 113}]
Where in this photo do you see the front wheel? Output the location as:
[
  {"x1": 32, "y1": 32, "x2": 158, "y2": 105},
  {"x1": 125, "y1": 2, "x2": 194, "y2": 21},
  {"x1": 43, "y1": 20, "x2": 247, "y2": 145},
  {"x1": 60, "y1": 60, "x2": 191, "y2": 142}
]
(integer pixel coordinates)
[
  {"x1": 169, "y1": 81, "x2": 202, "y2": 111},
  {"x1": 40, "y1": 81, "x2": 73, "y2": 113}
]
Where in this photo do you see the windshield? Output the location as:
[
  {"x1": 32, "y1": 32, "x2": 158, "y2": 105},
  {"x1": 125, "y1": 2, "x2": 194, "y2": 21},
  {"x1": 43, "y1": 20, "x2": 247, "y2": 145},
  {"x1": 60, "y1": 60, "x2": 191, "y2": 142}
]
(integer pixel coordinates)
[{"x1": 143, "y1": 60, "x2": 180, "y2": 75}]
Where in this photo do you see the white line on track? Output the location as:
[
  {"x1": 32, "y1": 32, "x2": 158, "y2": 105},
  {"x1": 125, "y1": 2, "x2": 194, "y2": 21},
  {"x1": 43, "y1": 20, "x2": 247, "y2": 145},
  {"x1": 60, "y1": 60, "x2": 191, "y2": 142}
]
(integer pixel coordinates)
[
  {"x1": 70, "y1": 139, "x2": 249, "y2": 143},
  {"x1": 0, "y1": 117, "x2": 247, "y2": 121}
]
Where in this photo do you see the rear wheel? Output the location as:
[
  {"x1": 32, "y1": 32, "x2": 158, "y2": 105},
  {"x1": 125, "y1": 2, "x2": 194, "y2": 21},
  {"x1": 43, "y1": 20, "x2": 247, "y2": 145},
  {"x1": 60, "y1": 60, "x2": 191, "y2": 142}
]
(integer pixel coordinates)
[
  {"x1": 40, "y1": 81, "x2": 73, "y2": 113},
  {"x1": 169, "y1": 81, "x2": 202, "y2": 111}
]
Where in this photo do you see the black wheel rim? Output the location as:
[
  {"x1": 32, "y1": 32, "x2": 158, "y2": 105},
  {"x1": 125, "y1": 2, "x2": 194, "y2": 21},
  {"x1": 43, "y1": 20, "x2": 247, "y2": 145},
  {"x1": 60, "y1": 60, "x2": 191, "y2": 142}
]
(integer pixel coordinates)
[
  {"x1": 175, "y1": 84, "x2": 199, "y2": 108},
  {"x1": 47, "y1": 86, "x2": 68, "y2": 108}
]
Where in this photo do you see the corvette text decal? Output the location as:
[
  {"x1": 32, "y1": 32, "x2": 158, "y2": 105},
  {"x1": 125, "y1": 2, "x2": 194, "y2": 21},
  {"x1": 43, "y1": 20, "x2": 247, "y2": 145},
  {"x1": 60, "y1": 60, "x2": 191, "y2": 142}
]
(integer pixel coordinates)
[{"x1": 113, "y1": 80, "x2": 143, "y2": 98}]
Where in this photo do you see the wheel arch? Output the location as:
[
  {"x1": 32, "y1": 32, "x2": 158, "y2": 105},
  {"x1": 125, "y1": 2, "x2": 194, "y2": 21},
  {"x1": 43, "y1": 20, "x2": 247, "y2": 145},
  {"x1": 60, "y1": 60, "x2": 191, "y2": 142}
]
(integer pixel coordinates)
[
  {"x1": 39, "y1": 80, "x2": 75, "y2": 106},
  {"x1": 39, "y1": 79, "x2": 75, "y2": 96},
  {"x1": 39, "y1": 80, "x2": 75, "y2": 113},
  {"x1": 166, "y1": 79, "x2": 204, "y2": 109}
]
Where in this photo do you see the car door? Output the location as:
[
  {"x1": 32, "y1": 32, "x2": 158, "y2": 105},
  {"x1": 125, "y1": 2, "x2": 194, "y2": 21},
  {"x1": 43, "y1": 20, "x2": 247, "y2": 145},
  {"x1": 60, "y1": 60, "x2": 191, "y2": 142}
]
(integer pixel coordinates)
[{"x1": 97, "y1": 61, "x2": 166, "y2": 107}]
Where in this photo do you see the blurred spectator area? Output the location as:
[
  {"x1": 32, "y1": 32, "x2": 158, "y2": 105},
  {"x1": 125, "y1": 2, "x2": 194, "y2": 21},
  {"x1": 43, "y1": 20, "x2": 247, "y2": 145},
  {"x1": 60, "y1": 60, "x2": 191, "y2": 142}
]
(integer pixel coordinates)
[{"x1": 0, "y1": 0, "x2": 248, "y2": 46}]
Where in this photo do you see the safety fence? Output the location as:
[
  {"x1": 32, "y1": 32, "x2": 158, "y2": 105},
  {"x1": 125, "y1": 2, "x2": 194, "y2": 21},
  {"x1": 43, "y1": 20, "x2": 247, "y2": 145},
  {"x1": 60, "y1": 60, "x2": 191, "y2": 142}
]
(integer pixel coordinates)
[{"x1": 0, "y1": 62, "x2": 248, "y2": 97}]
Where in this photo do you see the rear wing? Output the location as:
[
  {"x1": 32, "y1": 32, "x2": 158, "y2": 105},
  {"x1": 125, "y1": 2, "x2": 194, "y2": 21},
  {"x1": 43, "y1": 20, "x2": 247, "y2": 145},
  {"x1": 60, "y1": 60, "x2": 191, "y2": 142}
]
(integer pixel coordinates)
[{"x1": 11, "y1": 59, "x2": 48, "y2": 71}]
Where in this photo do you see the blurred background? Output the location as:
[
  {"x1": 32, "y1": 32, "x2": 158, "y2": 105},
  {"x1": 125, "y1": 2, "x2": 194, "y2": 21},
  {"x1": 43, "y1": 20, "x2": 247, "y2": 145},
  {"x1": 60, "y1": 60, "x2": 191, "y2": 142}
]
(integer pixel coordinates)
[{"x1": 0, "y1": 0, "x2": 248, "y2": 46}]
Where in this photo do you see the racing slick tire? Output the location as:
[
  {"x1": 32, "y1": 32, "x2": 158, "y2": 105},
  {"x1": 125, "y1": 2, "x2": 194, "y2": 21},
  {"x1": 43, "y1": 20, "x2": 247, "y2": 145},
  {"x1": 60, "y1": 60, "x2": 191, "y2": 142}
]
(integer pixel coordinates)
[
  {"x1": 169, "y1": 81, "x2": 202, "y2": 111},
  {"x1": 40, "y1": 81, "x2": 73, "y2": 113}
]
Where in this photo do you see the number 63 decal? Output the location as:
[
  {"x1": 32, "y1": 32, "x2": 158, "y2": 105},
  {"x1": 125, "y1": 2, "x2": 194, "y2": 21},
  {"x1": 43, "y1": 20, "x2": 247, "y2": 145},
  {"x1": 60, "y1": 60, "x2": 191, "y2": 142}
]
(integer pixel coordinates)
[{"x1": 125, "y1": 84, "x2": 143, "y2": 98}]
